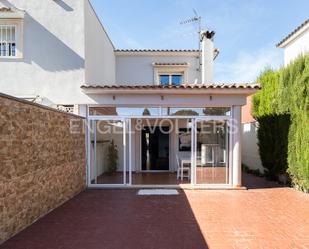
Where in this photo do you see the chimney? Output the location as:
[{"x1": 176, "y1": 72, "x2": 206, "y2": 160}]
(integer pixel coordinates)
[{"x1": 200, "y1": 30, "x2": 215, "y2": 83}]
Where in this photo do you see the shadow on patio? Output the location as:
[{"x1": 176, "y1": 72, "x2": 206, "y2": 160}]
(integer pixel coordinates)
[
  {"x1": 242, "y1": 173, "x2": 285, "y2": 189},
  {"x1": 0, "y1": 190, "x2": 209, "y2": 249}
]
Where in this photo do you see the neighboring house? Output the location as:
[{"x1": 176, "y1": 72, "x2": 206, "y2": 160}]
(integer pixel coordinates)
[
  {"x1": 277, "y1": 19, "x2": 309, "y2": 65},
  {"x1": 0, "y1": 0, "x2": 260, "y2": 189},
  {"x1": 241, "y1": 18, "x2": 309, "y2": 173}
]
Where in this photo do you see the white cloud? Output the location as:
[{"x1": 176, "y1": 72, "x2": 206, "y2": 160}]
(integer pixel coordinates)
[{"x1": 215, "y1": 45, "x2": 283, "y2": 83}]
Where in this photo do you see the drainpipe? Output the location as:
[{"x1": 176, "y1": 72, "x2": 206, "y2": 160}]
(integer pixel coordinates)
[{"x1": 200, "y1": 30, "x2": 215, "y2": 84}]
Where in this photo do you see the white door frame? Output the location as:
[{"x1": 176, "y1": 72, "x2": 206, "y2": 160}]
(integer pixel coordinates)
[
  {"x1": 87, "y1": 116, "x2": 129, "y2": 187},
  {"x1": 86, "y1": 115, "x2": 233, "y2": 188},
  {"x1": 191, "y1": 117, "x2": 232, "y2": 187}
]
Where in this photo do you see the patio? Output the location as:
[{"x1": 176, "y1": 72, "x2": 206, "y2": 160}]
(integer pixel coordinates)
[
  {"x1": 96, "y1": 167, "x2": 228, "y2": 185},
  {"x1": 1, "y1": 174, "x2": 309, "y2": 249}
]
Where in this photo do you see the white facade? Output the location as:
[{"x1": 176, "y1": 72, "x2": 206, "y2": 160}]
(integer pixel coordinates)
[
  {"x1": 277, "y1": 19, "x2": 309, "y2": 66},
  {"x1": 115, "y1": 51, "x2": 200, "y2": 84},
  {"x1": 0, "y1": 0, "x2": 114, "y2": 106},
  {"x1": 84, "y1": 0, "x2": 115, "y2": 84},
  {"x1": 0, "y1": 0, "x2": 208, "y2": 107}
]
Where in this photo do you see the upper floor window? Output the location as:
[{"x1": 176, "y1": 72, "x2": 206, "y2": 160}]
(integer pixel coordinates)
[
  {"x1": 0, "y1": 5, "x2": 25, "y2": 59},
  {"x1": 153, "y1": 62, "x2": 188, "y2": 85},
  {"x1": 159, "y1": 74, "x2": 183, "y2": 85},
  {"x1": 0, "y1": 25, "x2": 16, "y2": 57}
]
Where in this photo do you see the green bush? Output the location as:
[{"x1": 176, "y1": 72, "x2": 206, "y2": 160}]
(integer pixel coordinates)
[
  {"x1": 253, "y1": 54, "x2": 309, "y2": 192},
  {"x1": 256, "y1": 114, "x2": 290, "y2": 180}
]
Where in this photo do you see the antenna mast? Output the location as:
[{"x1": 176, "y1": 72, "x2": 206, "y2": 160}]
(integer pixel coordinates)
[{"x1": 180, "y1": 9, "x2": 202, "y2": 72}]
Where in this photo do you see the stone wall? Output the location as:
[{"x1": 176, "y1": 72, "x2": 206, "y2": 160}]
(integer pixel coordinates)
[{"x1": 0, "y1": 93, "x2": 86, "y2": 243}]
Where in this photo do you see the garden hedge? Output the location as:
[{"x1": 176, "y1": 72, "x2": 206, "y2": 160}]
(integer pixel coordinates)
[{"x1": 252, "y1": 54, "x2": 309, "y2": 192}]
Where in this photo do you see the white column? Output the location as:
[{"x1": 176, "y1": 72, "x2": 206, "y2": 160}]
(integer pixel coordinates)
[
  {"x1": 232, "y1": 106, "x2": 242, "y2": 187},
  {"x1": 78, "y1": 104, "x2": 87, "y2": 117},
  {"x1": 128, "y1": 119, "x2": 132, "y2": 185}
]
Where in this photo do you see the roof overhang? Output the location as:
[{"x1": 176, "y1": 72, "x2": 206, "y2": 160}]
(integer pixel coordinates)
[
  {"x1": 81, "y1": 84, "x2": 260, "y2": 96},
  {"x1": 114, "y1": 49, "x2": 220, "y2": 60},
  {"x1": 277, "y1": 19, "x2": 309, "y2": 48},
  {"x1": 115, "y1": 50, "x2": 200, "y2": 57}
]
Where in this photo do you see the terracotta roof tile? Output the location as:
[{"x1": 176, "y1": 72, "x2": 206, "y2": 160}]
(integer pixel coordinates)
[
  {"x1": 81, "y1": 83, "x2": 261, "y2": 90},
  {"x1": 277, "y1": 19, "x2": 309, "y2": 47},
  {"x1": 115, "y1": 49, "x2": 199, "y2": 52},
  {"x1": 153, "y1": 62, "x2": 188, "y2": 66}
]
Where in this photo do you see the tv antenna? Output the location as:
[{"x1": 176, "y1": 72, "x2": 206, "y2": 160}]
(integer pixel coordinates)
[{"x1": 180, "y1": 9, "x2": 202, "y2": 72}]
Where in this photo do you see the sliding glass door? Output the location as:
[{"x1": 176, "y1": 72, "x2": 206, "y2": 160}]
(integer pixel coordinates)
[
  {"x1": 193, "y1": 119, "x2": 230, "y2": 185},
  {"x1": 88, "y1": 118, "x2": 129, "y2": 186}
]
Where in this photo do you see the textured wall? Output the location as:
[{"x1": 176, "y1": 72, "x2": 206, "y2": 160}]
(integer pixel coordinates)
[{"x1": 0, "y1": 93, "x2": 86, "y2": 243}]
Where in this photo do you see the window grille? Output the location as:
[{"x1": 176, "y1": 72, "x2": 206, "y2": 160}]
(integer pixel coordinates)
[{"x1": 0, "y1": 25, "x2": 16, "y2": 57}]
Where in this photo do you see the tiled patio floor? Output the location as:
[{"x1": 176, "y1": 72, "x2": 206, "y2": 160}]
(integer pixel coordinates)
[
  {"x1": 1, "y1": 174, "x2": 309, "y2": 249},
  {"x1": 96, "y1": 167, "x2": 228, "y2": 185}
]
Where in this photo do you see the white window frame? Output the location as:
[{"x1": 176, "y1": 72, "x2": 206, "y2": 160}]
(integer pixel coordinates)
[
  {"x1": 158, "y1": 73, "x2": 184, "y2": 85},
  {"x1": 0, "y1": 19, "x2": 23, "y2": 59},
  {"x1": 0, "y1": 24, "x2": 16, "y2": 57},
  {"x1": 153, "y1": 64, "x2": 188, "y2": 85}
]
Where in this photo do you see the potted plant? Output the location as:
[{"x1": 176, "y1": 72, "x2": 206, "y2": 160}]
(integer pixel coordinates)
[{"x1": 107, "y1": 140, "x2": 118, "y2": 174}]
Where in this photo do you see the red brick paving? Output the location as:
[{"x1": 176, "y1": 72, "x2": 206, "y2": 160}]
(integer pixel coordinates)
[
  {"x1": 97, "y1": 168, "x2": 228, "y2": 185},
  {"x1": 1, "y1": 174, "x2": 309, "y2": 249}
]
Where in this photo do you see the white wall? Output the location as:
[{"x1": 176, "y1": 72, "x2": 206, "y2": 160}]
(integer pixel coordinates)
[
  {"x1": 116, "y1": 54, "x2": 200, "y2": 84},
  {"x1": 0, "y1": 0, "x2": 87, "y2": 104},
  {"x1": 0, "y1": 0, "x2": 117, "y2": 106},
  {"x1": 284, "y1": 28, "x2": 309, "y2": 66},
  {"x1": 84, "y1": 0, "x2": 115, "y2": 84},
  {"x1": 241, "y1": 122, "x2": 264, "y2": 172}
]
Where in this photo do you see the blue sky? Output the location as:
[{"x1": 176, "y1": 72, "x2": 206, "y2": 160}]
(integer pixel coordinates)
[{"x1": 90, "y1": 0, "x2": 309, "y2": 82}]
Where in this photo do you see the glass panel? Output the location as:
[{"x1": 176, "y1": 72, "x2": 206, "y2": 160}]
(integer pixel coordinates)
[
  {"x1": 195, "y1": 120, "x2": 229, "y2": 184},
  {"x1": 2, "y1": 26, "x2": 6, "y2": 41},
  {"x1": 89, "y1": 107, "x2": 231, "y2": 117},
  {"x1": 0, "y1": 43, "x2": 4, "y2": 56},
  {"x1": 7, "y1": 27, "x2": 11, "y2": 42},
  {"x1": 129, "y1": 118, "x2": 192, "y2": 185},
  {"x1": 171, "y1": 75, "x2": 182, "y2": 85},
  {"x1": 12, "y1": 26, "x2": 15, "y2": 41},
  {"x1": 89, "y1": 107, "x2": 161, "y2": 116},
  {"x1": 159, "y1": 75, "x2": 170, "y2": 85},
  {"x1": 11, "y1": 43, "x2": 16, "y2": 56},
  {"x1": 162, "y1": 107, "x2": 231, "y2": 116},
  {"x1": 0, "y1": 26, "x2": 16, "y2": 57},
  {"x1": 203, "y1": 107, "x2": 231, "y2": 116},
  {"x1": 90, "y1": 120, "x2": 125, "y2": 184}
]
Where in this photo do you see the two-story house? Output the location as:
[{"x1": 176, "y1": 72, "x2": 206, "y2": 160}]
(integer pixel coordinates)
[{"x1": 0, "y1": 0, "x2": 260, "y2": 189}]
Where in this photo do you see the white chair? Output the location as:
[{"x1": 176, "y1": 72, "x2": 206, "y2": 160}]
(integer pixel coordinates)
[{"x1": 176, "y1": 155, "x2": 191, "y2": 181}]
